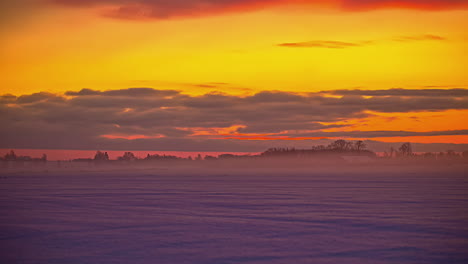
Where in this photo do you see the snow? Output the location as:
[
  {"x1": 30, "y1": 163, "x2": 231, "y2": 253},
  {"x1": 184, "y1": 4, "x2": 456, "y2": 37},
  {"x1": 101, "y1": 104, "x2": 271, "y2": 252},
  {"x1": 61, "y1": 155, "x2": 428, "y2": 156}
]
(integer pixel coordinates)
[{"x1": 1, "y1": 167, "x2": 467, "y2": 264}]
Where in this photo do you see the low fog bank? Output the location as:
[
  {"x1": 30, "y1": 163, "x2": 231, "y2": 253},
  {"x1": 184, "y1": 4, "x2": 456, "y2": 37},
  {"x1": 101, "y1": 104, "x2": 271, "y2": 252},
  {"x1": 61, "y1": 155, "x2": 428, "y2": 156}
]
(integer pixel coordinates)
[
  {"x1": 1, "y1": 156, "x2": 466, "y2": 177},
  {"x1": 1, "y1": 140, "x2": 467, "y2": 176}
]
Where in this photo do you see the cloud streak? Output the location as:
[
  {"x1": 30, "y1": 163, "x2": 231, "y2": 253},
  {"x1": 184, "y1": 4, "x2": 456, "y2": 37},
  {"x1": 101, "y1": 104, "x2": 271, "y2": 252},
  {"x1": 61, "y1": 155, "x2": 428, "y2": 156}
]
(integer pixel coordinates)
[
  {"x1": 283, "y1": 129, "x2": 468, "y2": 139},
  {"x1": 278, "y1": 34, "x2": 445, "y2": 49},
  {"x1": 327, "y1": 88, "x2": 468, "y2": 97},
  {"x1": 45, "y1": 0, "x2": 468, "y2": 20},
  {"x1": 278, "y1": 40, "x2": 368, "y2": 49},
  {"x1": 393, "y1": 34, "x2": 447, "y2": 42}
]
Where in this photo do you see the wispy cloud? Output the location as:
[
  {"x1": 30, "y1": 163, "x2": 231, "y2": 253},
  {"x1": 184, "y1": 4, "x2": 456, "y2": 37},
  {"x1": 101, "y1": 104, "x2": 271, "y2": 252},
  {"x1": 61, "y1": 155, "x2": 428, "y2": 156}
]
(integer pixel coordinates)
[
  {"x1": 278, "y1": 40, "x2": 369, "y2": 49},
  {"x1": 285, "y1": 129, "x2": 468, "y2": 139},
  {"x1": 394, "y1": 34, "x2": 447, "y2": 42},
  {"x1": 327, "y1": 88, "x2": 468, "y2": 97},
  {"x1": 278, "y1": 34, "x2": 446, "y2": 49},
  {"x1": 43, "y1": 1, "x2": 468, "y2": 21}
]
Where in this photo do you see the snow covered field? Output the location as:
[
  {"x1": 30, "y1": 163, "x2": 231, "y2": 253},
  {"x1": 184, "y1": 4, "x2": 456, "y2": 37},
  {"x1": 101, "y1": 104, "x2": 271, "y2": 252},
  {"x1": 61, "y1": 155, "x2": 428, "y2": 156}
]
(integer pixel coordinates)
[{"x1": 1, "y1": 166, "x2": 467, "y2": 264}]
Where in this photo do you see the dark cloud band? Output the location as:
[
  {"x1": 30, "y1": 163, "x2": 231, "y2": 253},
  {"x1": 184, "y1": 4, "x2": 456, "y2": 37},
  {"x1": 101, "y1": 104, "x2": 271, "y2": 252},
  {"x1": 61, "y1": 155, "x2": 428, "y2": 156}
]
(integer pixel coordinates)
[{"x1": 1, "y1": 87, "x2": 467, "y2": 150}]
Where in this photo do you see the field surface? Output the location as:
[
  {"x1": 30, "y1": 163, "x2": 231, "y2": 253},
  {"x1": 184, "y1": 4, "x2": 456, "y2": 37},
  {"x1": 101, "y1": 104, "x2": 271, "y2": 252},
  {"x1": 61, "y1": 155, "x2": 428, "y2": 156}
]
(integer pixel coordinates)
[{"x1": 1, "y1": 167, "x2": 467, "y2": 264}]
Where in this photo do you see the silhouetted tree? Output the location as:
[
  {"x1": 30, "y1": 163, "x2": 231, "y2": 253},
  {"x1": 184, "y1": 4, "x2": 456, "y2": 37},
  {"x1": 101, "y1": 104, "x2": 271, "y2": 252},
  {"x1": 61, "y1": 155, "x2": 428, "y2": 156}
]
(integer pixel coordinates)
[
  {"x1": 144, "y1": 153, "x2": 181, "y2": 161},
  {"x1": 329, "y1": 140, "x2": 347, "y2": 151},
  {"x1": 118, "y1": 152, "x2": 137, "y2": 161},
  {"x1": 218, "y1": 154, "x2": 235, "y2": 159},
  {"x1": 389, "y1": 147, "x2": 396, "y2": 158},
  {"x1": 423, "y1": 152, "x2": 436, "y2": 158},
  {"x1": 4, "y1": 150, "x2": 17, "y2": 161},
  {"x1": 94, "y1": 151, "x2": 109, "y2": 161},
  {"x1": 204, "y1": 155, "x2": 217, "y2": 160},
  {"x1": 398, "y1": 143, "x2": 413, "y2": 157},
  {"x1": 445, "y1": 150, "x2": 458, "y2": 158},
  {"x1": 313, "y1": 145, "x2": 326, "y2": 151},
  {"x1": 438, "y1": 152, "x2": 445, "y2": 158},
  {"x1": 355, "y1": 141, "x2": 366, "y2": 152},
  {"x1": 260, "y1": 141, "x2": 376, "y2": 159}
]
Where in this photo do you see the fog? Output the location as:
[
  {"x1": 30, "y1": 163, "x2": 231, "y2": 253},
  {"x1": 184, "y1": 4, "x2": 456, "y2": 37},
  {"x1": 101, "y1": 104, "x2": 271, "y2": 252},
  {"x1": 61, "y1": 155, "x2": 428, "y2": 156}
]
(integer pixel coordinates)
[{"x1": 1, "y1": 154, "x2": 467, "y2": 176}]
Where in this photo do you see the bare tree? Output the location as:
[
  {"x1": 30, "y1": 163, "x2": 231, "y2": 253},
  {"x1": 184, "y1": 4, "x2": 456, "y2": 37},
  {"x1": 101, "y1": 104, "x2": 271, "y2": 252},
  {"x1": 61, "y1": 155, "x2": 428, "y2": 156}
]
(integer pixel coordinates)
[
  {"x1": 389, "y1": 147, "x2": 395, "y2": 158},
  {"x1": 94, "y1": 151, "x2": 109, "y2": 161},
  {"x1": 398, "y1": 143, "x2": 413, "y2": 157},
  {"x1": 345, "y1": 141, "x2": 355, "y2": 151},
  {"x1": 445, "y1": 150, "x2": 458, "y2": 158},
  {"x1": 4, "y1": 150, "x2": 17, "y2": 161},
  {"x1": 119, "y1": 152, "x2": 137, "y2": 161},
  {"x1": 355, "y1": 141, "x2": 366, "y2": 152},
  {"x1": 330, "y1": 140, "x2": 347, "y2": 151},
  {"x1": 463, "y1": 151, "x2": 468, "y2": 159}
]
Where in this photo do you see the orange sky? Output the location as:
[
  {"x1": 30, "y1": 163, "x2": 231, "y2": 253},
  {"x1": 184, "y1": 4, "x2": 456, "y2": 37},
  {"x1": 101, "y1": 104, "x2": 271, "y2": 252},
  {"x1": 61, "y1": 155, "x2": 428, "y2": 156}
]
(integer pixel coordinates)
[{"x1": 1, "y1": 0, "x2": 467, "y2": 147}]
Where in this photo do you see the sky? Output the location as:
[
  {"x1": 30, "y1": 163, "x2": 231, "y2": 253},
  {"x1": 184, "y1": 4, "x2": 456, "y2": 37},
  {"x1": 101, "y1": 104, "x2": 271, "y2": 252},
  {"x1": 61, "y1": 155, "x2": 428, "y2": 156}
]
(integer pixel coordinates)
[{"x1": 1, "y1": 0, "x2": 468, "y2": 152}]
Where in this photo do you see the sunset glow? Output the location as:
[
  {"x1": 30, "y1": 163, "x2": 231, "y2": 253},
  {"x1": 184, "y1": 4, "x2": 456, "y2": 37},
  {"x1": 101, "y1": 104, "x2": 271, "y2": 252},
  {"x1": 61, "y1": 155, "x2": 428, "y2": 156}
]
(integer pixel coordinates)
[
  {"x1": 2, "y1": 4, "x2": 468, "y2": 263},
  {"x1": 1, "y1": 0, "x2": 468, "y2": 151}
]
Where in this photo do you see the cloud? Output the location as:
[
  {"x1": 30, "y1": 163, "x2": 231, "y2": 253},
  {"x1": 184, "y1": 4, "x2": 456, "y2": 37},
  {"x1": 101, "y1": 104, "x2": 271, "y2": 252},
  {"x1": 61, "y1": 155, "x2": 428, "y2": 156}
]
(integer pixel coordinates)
[
  {"x1": 16, "y1": 92, "x2": 63, "y2": 104},
  {"x1": 0, "y1": 0, "x2": 39, "y2": 27},
  {"x1": 1, "y1": 87, "x2": 467, "y2": 151},
  {"x1": 285, "y1": 129, "x2": 468, "y2": 138},
  {"x1": 277, "y1": 34, "x2": 445, "y2": 49},
  {"x1": 0, "y1": 94, "x2": 17, "y2": 104},
  {"x1": 339, "y1": 0, "x2": 468, "y2": 11},
  {"x1": 278, "y1": 40, "x2": 367, "y2": 49},
  {"x1": 393, "y1": 34, "x2": 446, "y2": 42},
  {"x1": 327, "y1": 88, "x2": 468, "y2": 97},
  {"x1": 65, "y1": 87, "x2": 179, "y2": 97},
  {"x1": 46, "y1": 0, "x2": 468, "y2": 21}
]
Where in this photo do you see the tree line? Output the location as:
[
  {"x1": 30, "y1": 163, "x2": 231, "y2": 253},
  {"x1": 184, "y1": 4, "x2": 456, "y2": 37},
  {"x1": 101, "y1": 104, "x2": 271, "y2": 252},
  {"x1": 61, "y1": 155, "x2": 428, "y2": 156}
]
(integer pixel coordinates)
[
  {"x1": 0, "y1": 150, "x2": 47, "y2": 162},
  {"x1": 2, "y1": 140, "x2": 467, "y2": 163}
]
